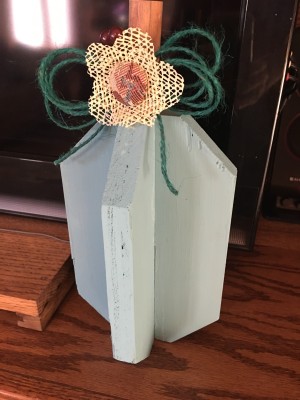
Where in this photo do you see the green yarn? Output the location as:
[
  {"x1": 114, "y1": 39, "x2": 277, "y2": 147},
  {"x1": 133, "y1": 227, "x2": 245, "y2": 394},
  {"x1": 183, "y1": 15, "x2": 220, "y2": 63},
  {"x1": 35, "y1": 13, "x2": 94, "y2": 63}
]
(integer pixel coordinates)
[
  {"x1": 157, "y1": 115, "x2": 178, "y2": 195},
  {"x1": 38, "y1": 48, "x2": 95, "y2": 130},
  {"x1": 157, "y1": 27, "x2": 222, "y2": 74},
  {"x1": 54, "y1": 124, "x2": 104, "y2": 165},
  {"x1": 156, "y1": 27, "x2": 224, "y2": 118},
  {"x1": 38, "y1": 26, "x2": 224, "y2": 194}
]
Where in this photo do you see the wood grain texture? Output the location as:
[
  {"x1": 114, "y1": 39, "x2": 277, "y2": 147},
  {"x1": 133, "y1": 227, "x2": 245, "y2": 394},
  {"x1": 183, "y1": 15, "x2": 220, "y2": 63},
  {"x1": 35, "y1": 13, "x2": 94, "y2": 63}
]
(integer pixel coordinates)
[
  {"x1": 0, "y1": 214, "x2": 73, "y2": 330},
  {"x1": 0, "y1": 216, "x2": 299, "y2": 399},
  {"x1": 129, "y1": 0, "x2": 163, "y2": 51},
  {"x1": 17, "y1": 257, "x2": 74, "y2": 331}
]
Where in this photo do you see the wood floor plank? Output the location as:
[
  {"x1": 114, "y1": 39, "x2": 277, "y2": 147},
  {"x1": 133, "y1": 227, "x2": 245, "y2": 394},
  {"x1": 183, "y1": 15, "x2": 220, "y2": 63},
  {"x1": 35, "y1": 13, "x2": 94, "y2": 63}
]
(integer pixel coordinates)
[{"x1": 0, "y1": 216, "x2": 299, "y2": 399}]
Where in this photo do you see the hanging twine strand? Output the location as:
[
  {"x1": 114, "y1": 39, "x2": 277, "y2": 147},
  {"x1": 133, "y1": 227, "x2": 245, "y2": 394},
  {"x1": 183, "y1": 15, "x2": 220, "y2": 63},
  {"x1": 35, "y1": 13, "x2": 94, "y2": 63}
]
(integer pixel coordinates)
[
  {"x1": 37, "y1": 27, "x2": 223, "y2": 195},
  {"x1": 53, "y1": 124, "x2": 105, "y2": 165},
  {"x1": 157, "y1": 115, "x2": 178, "y2": 195}
]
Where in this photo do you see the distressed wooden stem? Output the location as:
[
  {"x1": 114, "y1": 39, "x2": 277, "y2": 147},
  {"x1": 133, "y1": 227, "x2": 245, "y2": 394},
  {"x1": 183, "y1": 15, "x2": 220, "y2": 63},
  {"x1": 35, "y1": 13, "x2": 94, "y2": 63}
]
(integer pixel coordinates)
[{"x1": 129, "y1": 0, "x2": 163, "y2": 51}]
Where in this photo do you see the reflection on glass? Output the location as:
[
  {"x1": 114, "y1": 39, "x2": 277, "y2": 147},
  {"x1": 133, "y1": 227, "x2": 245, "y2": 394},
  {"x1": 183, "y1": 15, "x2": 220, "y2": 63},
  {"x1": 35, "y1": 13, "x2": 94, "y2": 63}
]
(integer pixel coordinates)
[
  {"x1": 10, "y1": 0, "x2": 72, "y2": 48},
  {"x1": 46, "y1": 0, "x2": 72, "y2": 47},
  {"x1": 10, "y1": 0, "x2": 44, "y2": 47}
]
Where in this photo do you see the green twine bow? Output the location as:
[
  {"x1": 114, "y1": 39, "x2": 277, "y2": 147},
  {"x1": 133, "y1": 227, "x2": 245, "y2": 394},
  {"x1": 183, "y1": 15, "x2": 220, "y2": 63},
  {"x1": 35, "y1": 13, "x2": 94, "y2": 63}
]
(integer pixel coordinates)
[
  {"x1": 157, "y1": 27, "x2": 224, "y2": 118},
  {"x1": 38, "y1": 48, "x2": 94, "y2": 130},
  {"x1": 37, "y1": 27, "x2": 223, "y2": 195}
]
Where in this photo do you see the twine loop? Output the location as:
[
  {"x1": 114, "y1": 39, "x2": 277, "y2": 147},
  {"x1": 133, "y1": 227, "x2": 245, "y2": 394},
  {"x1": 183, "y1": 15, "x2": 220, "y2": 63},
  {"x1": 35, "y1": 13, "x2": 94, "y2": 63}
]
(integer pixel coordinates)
[
  {"x1": 38, "y1": 27, "x2": 224, "y2": 195},
  {"x1": 38, "y1": 48, "x2": 94, "y2": 130}
]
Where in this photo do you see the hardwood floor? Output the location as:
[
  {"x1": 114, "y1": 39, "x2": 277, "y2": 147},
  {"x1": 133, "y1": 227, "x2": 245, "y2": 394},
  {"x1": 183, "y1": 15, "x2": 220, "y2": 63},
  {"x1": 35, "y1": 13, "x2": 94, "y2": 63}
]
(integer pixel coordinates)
[{"x1": 0, "y1": 216, "x2": 299, "y2": 399}]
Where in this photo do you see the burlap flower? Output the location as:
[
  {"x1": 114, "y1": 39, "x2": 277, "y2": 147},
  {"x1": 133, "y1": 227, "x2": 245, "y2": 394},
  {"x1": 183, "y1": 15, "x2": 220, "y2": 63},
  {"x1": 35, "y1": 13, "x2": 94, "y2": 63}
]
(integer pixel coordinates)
[{"x1": 86, "y1": 28, "x2": 184, "y2": 127}]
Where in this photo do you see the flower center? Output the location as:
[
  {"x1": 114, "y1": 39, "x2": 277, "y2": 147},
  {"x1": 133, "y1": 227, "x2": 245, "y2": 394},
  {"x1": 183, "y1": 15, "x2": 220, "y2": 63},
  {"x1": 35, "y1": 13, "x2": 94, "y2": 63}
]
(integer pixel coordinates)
[{"x1": 109, "y1": 61, "x2": 148, "y2": 107}]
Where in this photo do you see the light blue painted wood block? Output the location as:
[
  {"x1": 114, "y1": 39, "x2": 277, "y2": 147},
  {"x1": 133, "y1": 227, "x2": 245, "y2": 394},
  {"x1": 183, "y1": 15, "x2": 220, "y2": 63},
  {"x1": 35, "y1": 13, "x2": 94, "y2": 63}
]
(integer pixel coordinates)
[
  {"x1": 59, "y1": 115, "x2": 237, "y2": 364},
  {"x1": 60, "y1": 123, "x2": 116, "y2": 321},
  {"x1": 155, "y1": 116, "x2": 237, "y2": 342}
]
